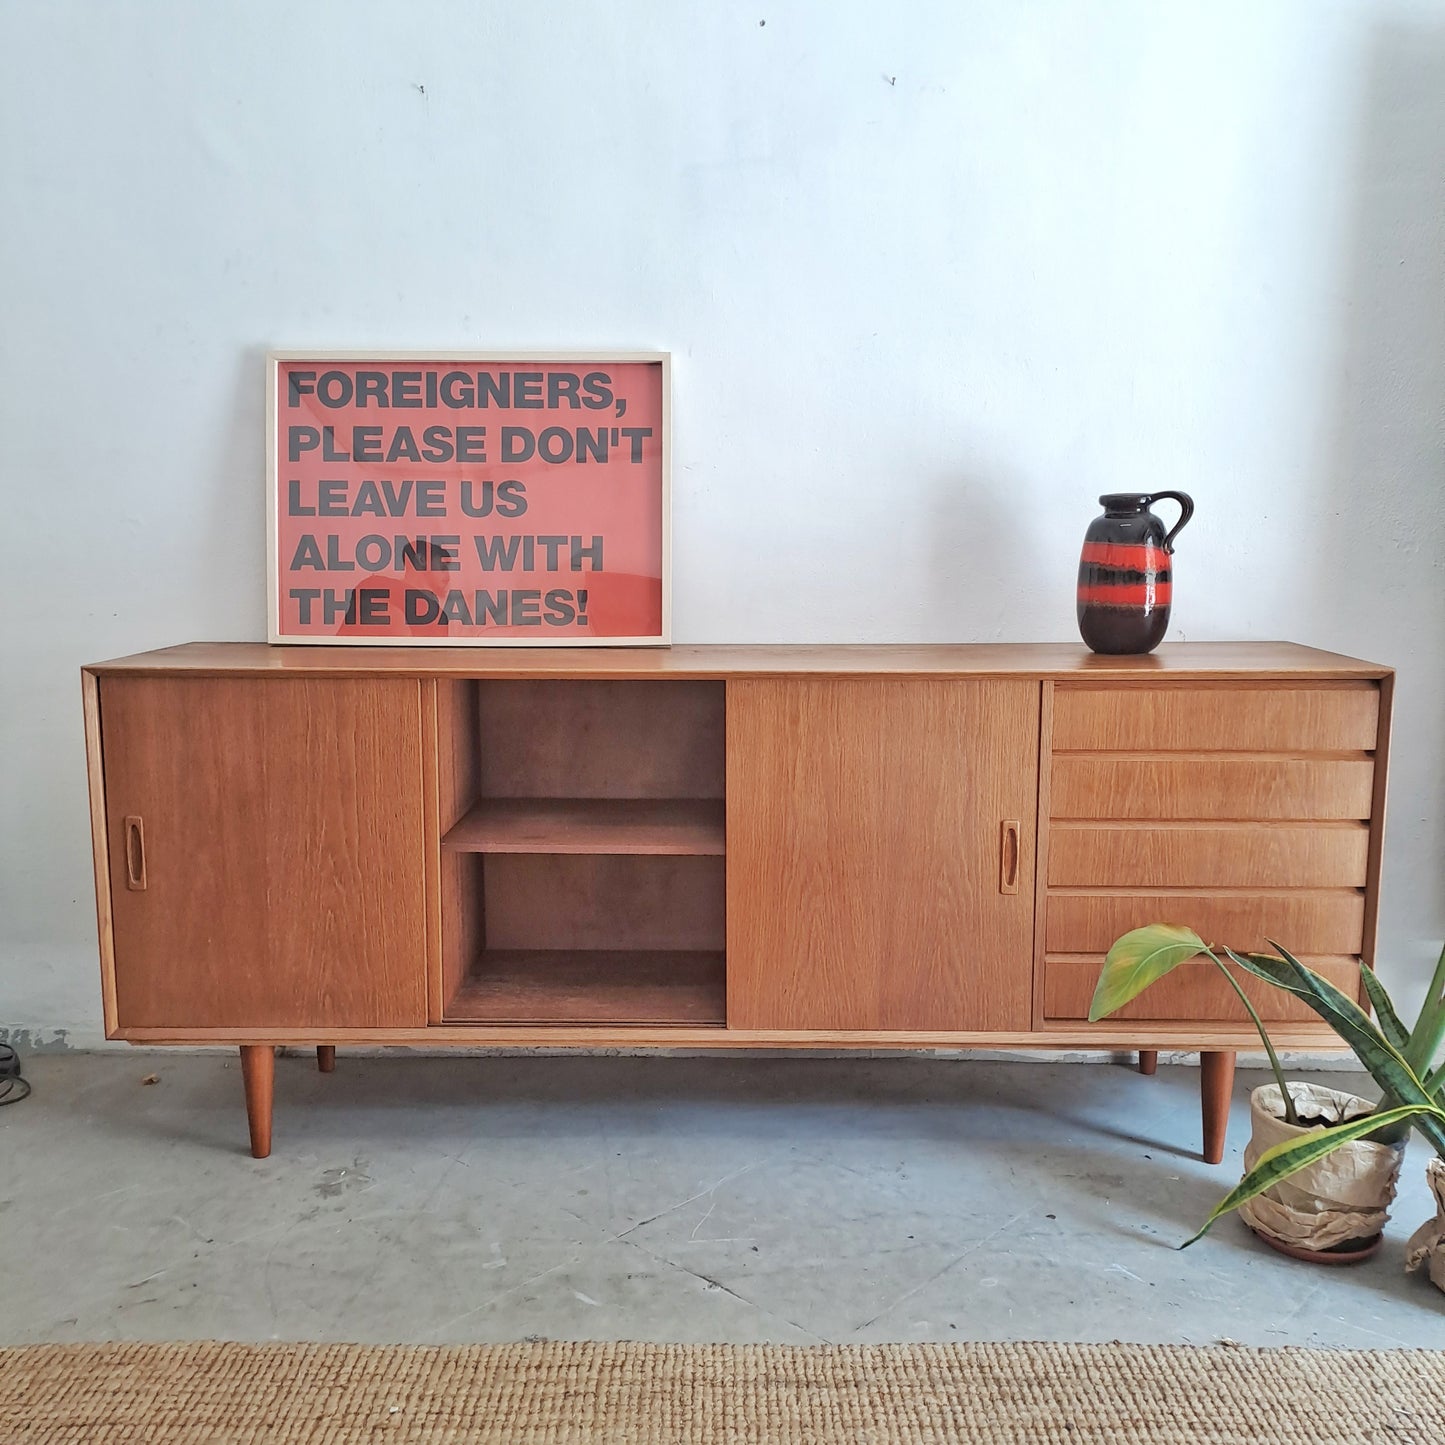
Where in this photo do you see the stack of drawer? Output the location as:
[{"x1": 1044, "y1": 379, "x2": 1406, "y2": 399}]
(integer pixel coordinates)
[{"x1": 1041, "y1": 681, "x2": 1382, "y2": 1025}]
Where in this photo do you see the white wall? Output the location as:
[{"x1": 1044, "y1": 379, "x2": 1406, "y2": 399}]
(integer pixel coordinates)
[{"x1": 3, "y1": 0, "x2": 1442, "y2": 1046}]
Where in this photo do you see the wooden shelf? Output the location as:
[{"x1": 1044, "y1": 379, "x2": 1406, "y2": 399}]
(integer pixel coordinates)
[
  {"x1": 445, "y1": 950, "x2": 727, "y2": 1025},
  {"x1": 442, "y1": 797, "x2": 725, "y2": 855}
]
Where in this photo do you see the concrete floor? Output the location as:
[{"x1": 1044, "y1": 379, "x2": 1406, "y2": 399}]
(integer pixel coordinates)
[{"x1": 1, "y1": 1051, "x2": 1442, "y2": 1349}]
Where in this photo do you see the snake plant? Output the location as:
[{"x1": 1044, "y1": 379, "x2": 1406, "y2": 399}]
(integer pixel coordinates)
[{"x1": 1089, "y1": 925, "x2": 1445, "y2": 1246}]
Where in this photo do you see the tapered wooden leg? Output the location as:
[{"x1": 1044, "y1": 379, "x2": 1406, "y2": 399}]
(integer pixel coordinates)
[
  {"x1": 1138, "y1": 1050, "x2": 1158, "y2": 1076},
  {"x1": 240, "y1": 1044, "x2": 274, "y2": 1159},
  {"x1": 316, "y1": 1045, "x2": 336, "y2": 1074},
  {"x1": 1200, "y1": 1050, "x2": 1236, "y2": 1165}
]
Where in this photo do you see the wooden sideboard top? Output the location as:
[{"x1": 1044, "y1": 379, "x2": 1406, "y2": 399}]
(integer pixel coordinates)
[{"x1": 84, "y1": 640, "x2": 1391, "y2": 680}]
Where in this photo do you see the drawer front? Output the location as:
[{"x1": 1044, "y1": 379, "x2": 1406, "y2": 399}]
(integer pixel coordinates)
[
  {"x1": 1050, "y1": 756, "x2": 1375, "y2": 821},
  {"x1": 1053, "y1": 683, "x2": 1378, "y2": 752},
  {"x1": 1045, "y1": 891, "x2": 1366, "y2": 956},
  {"x1": 1041, "y1": 677, "x2": 1384, "y2": 1029},
  {"x1": 1048, "y1": 823, "x2": 1370, "y2": 888},
  {"x1": 1043, "y1": 957, "x2": 1359, "y2": 1023}
]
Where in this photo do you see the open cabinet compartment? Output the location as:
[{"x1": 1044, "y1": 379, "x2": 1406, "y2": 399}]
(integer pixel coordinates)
[{"x1": 436, "y1": 679, "x2": 727, "y2": 1025}]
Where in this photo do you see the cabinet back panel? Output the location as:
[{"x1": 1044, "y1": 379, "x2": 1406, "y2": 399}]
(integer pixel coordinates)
[
  {"x1": 476, "y1": 681, "x2": 724, "y2": 799},
  {"x1": 101, "y1": 676, "x2": 427, "y2": 1030},
  {"x1": 483, "y1": 855, "x2": 726, "y2": 952}
]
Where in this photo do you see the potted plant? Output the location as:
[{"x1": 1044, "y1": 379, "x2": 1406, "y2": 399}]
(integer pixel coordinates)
[{"x1": 1090, "y1": 925, "x2": 1445, "y2": 1272}]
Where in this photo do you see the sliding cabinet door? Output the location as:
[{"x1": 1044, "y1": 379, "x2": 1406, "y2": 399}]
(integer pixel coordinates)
[
  {"x1": 101, "y1": 676, "x2": 427, "y2": 1031},
  {"x1": 727, "y1": 678, "x2": 1039, "y2": 1031}
]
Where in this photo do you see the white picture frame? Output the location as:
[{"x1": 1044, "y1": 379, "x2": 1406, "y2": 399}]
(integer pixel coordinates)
[{"x1": 268, "y1": 346, "x2": 667, "y2": 647}]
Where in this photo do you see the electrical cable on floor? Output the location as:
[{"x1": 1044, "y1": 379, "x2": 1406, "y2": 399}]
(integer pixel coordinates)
[{"x1": 0, "y1": 1042, "x2": 31, "y2": 1105}]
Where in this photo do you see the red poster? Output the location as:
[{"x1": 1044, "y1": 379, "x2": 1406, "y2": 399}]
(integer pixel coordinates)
[{"x1": 268, "y1": 352, "x2": 669, "y2": 645}]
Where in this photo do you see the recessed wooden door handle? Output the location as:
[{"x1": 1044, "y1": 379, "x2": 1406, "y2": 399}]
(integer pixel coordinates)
[
  {"x1": 124, "y1": 815, "x2": 147, "y2": 891},
  {"x1": 999, "y1": 819, "x2": 1020, "y2": 894}
]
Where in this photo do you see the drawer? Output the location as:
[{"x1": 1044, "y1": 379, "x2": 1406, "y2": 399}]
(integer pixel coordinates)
[
  {"x1": 1043, "y1": 956, "x2": 1360, "y2": 1022},
  {"x1": 1050, "y1": 756, "x2": 1375, "y2": 820},
  {"x1": 1048, "y1": 822, "x2": 1370, "y2": 888},
  {"x1": 1045, "y1": 890, "x2": 1366, "y2": 955},
  {"x1": 1052, "y1": 683, "x2": 1378, "y2": 752}
]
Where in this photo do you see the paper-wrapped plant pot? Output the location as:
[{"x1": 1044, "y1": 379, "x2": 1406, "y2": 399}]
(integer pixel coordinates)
[
  {"x1": 1405, "y1": 1157, "x2": 1445, "y2": 1291},
  {"x1": 1238, "y1": 1083, "x2": 1405, "y2": 1258}
]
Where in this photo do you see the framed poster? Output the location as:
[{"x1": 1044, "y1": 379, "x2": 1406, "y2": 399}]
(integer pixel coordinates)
[{"x1": 267, "y1": 351, "x2": 670, "y2": 645}]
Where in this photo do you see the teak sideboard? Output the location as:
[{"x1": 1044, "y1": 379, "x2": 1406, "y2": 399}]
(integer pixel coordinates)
[{"x1": 81, "y1": 642, "x2": 1392, "y2": 1160}]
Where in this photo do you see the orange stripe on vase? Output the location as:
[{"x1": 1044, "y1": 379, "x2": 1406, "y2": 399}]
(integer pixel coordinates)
[
  {"x1": 1077, "y1": 582, "x2": 1172, "y2": 607},
  {"x1": 1080, "y1": 542, "x2": 1169, "y2": 570}
]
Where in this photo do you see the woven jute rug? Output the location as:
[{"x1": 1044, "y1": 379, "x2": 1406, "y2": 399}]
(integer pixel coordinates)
[{"x1": 2, "y1": 1339, "x2": 1442, "y2": 1444}]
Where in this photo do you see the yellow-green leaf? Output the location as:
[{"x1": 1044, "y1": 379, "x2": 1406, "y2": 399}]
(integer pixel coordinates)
[{"x1": 1088, "y1": 924, "x2": 1208, "y2": 1022}]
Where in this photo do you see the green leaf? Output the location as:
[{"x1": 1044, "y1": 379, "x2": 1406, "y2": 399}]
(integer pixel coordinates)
[
  {"x1": 1088, "y1": 925, "x2": 1208, "y2": 1022},
  {"x1": 1180, "y1": 1102, "x2": 1441, "y2": 1248},
  {"x1": 1405, "y1": 941, "x2": 1445, "y2": 1079},
  {"x1": 1410, "y1": 1023, "x2": 1445, "y2": 1086},
  {"x1": 1231, "y1": 945, "x2": 1413, "y2": 1079},
  {"x1": 1266, "y1": 942, "x2": 1424, "y2": 1083},
  {"x1": 1226, "y1": 949, "x2": 1317, "y2": 1003},
  {"x1": 1359, "y1": 965, "x2": 1410, "y2": 1054},
  {"x1": 1226, "y1": 945, "x2": 1445, "y2": 1156}
]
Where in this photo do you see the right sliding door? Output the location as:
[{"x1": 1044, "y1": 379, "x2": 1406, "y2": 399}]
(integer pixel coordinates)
[{"x1": 726, "y1": 678, "x2": 1039, "y2": 1031}]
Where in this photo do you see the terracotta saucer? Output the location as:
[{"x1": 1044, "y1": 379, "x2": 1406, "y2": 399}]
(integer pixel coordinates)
[{"x1": 1247, "y1": 1223, "x2": 1384, "y2": 1265}]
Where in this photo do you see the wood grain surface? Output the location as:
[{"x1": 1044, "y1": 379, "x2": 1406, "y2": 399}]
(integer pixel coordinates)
[
  {"x1": 726, "y1": 678, "x2": 1038, "y2": 1031},
  {"x1": 437, "y1": 679, "x2": 481, "y2": 830},
  {"x1": 85, "y1": 640, "x2": 1392, "y2": 681},
  {"x1": 1050, "y1": 756, "x2": 1376, "y2": 820},
  {"x1": 1047, "y1": 822, "x2": 1369, "y2": 888},
  {"x1": 82, "y1": 671, "x2": 119, "y2": 1036},
  {"x1": 423, "y1": 682, "x2": 443, "y2": 1022},
  {"x1": 441, "y1": 853, "x2": 486, "y2": 1021},
  {"x1": 239, "y1": 1044, "x2": 274, "y2": 1158},
  {"x1": 1045, "y1": 890, "x2": 1365, "y2": 956},
  {"x1": 101, "y1": 676, "x2": 428, "y2": 1030},
  {"x1": 476, "y1": 680, "x2": 725, "y2": 798},
  {"x1": 1052, "y1": 682, "x2": 1379, "y2": 752},
  {"x1": 85, "y1": 643, "x2": 1390, "y2": 1058},
  {"x1": 444, "y1": 798, "x2": 726, "y2": 856},
  {"x1": 445, "y1": 950, "x2": 726, "y2": 1025},
  {"x1": 483, "y1": 855, "x2": 726, "y2": 953},
  {"x1": 117, "y1": 1021, "x2": 1343, "y2": 1049},
  {"x1": 1043, "y1": 955, "x2": 1361, "y2": 1022},
  {"x1": 435, "y1": 679, "x2": 484, "y2": 1021},
  {"x1": 1360, "y1": 672, "x2": 1395, "y2": 976},
  {"x1": 1042, "y1": 675, "x2": 1385, "y2": 1027}
]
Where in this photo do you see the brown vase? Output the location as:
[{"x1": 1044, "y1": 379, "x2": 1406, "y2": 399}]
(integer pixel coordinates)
[{"x1": 1076, "y1": 492, "x2": 1193, "y2": 654}]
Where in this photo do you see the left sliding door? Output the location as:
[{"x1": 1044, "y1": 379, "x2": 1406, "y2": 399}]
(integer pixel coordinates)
[{"x1": 100, "y1": 676, "x2": 428, "y2": 1031}]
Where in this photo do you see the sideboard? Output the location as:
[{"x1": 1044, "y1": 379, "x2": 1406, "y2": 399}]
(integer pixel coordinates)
[{"x1": 82, "y1": 642, "x2": 1392, "y2": 1159}]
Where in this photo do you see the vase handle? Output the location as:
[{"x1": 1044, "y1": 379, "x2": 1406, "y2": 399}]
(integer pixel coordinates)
[{"x1": 1151, "y1": 491, "x2": 1194, "y2": 553}]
